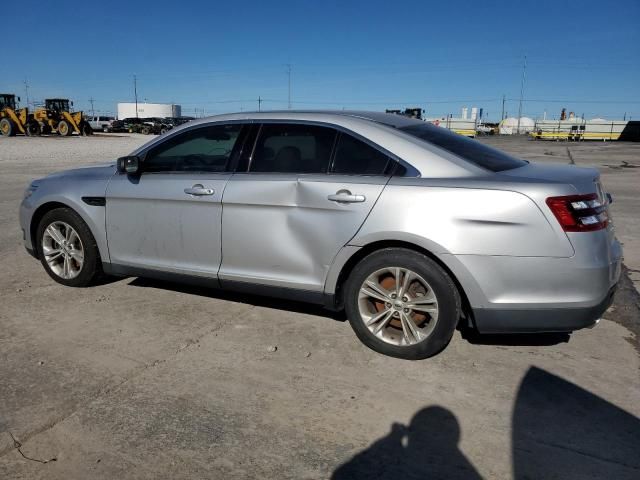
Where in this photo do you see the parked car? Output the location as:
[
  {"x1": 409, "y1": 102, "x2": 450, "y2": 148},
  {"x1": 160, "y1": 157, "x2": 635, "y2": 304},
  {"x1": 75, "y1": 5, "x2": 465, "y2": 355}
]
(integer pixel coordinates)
[
  {"x1": 19, "y1": 111, "x2": 621, "y2": 359},
  {"x1": 140, "y1": 117, "x2": 173, "y2": 135},
  {"x1": 165, "y1": 116, "x2": 195, "y2": 127},
  {"x1": 86, "y1": 115, "x2": 115, "y2": 132}
]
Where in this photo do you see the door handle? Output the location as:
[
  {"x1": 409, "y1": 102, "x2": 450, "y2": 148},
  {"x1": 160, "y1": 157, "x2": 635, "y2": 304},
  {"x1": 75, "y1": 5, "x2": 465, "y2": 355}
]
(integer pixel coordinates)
[
  {"x1": 184, "y1": 184, "x2": 214, "y2": 196},
  {"x1": 327, "y1": 190, "x2": 366, "y2": 203}
]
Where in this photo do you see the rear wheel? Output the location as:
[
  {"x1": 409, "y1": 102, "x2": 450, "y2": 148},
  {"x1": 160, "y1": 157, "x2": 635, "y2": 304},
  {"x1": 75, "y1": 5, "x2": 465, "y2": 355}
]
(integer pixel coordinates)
[
  {"x1": 81, "y1": 122, "x2": 93, "y2": 136},
  {"x1": 141, "y1": 125, "x2": 151, "y2": 135},
  {"x1": 344, "y1": 248, "x2": 460, "y2": 360},
  {"x1": 36, "y1": 208, "x2": 102, "y2": 287},
  {"x1": 0, "y1": 117, "x2": 15, "y2": 136},
  {"x1": 58, "y1": 120, "x2": 73, "y2": 136},
  {"x1": 25, "y1": 121, "x2": 40, "y2": 136}
]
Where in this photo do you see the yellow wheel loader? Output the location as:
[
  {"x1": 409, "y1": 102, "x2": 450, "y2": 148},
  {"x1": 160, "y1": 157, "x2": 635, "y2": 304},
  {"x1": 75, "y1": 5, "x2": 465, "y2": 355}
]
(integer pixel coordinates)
[
  {"x1": 32, "y1": 98, "x2": 93, "y2": 136},
  {"x1": 0, "y1": 93, "x2": 30, "y2": 136}
]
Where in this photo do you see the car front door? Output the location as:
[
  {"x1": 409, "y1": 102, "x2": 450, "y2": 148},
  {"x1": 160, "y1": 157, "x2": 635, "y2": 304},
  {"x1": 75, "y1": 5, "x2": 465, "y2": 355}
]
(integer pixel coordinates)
[
  {"x1": 105, "y1": 123, "x2": 245, "y2": 277},
  {"x1": 219, "y1": 123, "x2": 394, "y2": 293}
]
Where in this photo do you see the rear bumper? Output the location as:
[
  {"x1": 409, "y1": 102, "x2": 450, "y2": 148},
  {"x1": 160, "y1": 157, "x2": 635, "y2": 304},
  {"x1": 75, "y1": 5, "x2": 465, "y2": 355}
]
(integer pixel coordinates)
[
  {"x1": 472, "y1": 285, "x2": 617, "y2": 333},
  {"x1": 448, "y1": 231, "x2": 622, "y2": 334}
]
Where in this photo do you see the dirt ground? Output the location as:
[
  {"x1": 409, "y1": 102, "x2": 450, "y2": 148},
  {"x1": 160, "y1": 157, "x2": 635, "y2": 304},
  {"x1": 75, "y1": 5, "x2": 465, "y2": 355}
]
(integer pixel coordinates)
[{"x1": 1, "y1": 133, "x2": 639, "y2": 479}]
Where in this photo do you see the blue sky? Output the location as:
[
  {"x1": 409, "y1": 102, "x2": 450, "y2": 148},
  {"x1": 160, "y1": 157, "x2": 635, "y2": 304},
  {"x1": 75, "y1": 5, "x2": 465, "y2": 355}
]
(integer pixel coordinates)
[{"x1": 4, "y1": 0, "x2": 639, "y2": 120}]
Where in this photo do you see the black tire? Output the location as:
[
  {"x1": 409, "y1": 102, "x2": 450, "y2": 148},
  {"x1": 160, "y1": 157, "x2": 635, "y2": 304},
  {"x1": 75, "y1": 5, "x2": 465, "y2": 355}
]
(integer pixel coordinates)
[
  {"x1": 25, "y1": 122, "x2": 40, "y2": 136},
  {"x1": 36, "y1": 207, "x2": 102, "y2": 287},
  {"x1": 141, "y1": 125, "x2": 151, "y2": 135},
  {"x1": 344, "y1": 248, "x2": 461, "y2": 360},
  {"x1": 58, "y1": 120, "x2": 73, "y2": 136},
  {"x1": 81, "y1": 122, "x2": 93, "y2": 136},
  {"x1": 41, "y1": 124, "x2": 52, "y2": 135},
  {"x1": 0, "y1": 117, "x2": 15, "y2": 136}
]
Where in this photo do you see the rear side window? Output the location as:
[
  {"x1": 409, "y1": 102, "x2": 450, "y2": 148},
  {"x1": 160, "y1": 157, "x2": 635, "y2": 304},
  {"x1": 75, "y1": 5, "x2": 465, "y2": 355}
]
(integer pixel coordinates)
[
  {"x1": 331, "y1": 133, "x2": 390, "y2": 175},
  {"x1": 145, "y1": 124, "x2": 242, "y2": 173},
  {"x1": 250, "y1": 124, "x2": 336, "y2": 173},
  {"x1": 400, "y1": 124, "x2": 527, "y2": 172}
]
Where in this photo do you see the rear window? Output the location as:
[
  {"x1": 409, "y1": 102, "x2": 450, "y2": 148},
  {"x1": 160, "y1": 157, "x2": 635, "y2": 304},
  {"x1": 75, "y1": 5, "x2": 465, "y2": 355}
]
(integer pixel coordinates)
[{"x1": 399, "y1": 124, "x2": 527, "y2": 172}]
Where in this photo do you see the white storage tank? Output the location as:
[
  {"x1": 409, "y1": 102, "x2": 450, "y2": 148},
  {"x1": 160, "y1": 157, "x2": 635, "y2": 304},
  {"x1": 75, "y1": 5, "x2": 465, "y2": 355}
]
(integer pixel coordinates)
[
  {"x1": 117, "y1": 102, "x2": 181, "y2": 119},
  {"x1": 499, "y1": 117, "x2": 535, "y2": 134}
]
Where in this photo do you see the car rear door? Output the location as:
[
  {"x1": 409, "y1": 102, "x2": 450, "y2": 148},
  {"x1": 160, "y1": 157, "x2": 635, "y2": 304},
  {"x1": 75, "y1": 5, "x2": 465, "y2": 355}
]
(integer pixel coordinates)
[
  {"x1": 105, "y1": 123, "x2": 245, "y2": 277},
  {"x1": 219, "y1": 122, "x2": 393, "y2": 293}
]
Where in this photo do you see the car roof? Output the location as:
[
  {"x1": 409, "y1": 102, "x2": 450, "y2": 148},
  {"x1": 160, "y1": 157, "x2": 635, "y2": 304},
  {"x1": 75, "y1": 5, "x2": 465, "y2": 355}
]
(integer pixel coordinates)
[
  {"x1": 183, "y1": 110, "x2": 426, "y2": 129},
  {"x1": 130, "y1": 110, "x2": 483, "y2": 178}
]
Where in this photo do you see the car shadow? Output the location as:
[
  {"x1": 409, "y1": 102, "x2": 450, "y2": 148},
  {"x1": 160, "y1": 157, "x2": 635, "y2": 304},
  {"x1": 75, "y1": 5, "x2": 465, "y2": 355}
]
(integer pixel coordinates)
[
  {"x1": 459, "y1": 327, "x2": 571, "y2": 346},
  {"x1": 125, "y1": 276, "x2": 577, "y2": 346},
  {"x1": 126, "y1": 277, "x2": 347, "y2": 321},
  {"x1": 331, "y1": 367, "x2": 640, "y2": 479}
]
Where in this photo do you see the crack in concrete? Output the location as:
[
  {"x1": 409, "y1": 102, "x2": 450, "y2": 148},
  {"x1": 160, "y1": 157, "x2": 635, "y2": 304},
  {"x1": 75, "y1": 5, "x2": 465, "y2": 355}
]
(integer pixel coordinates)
[
  {"x1": 0, "y1": 307, "x2": 243, "y2": 459},
  {"x1": 7, "y1": 431, "x2": 57, "y2": 465}
]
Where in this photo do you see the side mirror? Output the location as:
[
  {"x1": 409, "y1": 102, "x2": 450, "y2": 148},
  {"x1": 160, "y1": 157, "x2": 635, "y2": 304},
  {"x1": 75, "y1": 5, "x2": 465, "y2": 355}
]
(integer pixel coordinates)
[
  {"x1": 117, "y1": 155, "x2": 142, "y2": 174},
  {"x1": 71, "y1": 101, "x2": 74, "y2": 107},
  {"x1": 17, "y1": 96, "x2": 21, "y2": 102}
]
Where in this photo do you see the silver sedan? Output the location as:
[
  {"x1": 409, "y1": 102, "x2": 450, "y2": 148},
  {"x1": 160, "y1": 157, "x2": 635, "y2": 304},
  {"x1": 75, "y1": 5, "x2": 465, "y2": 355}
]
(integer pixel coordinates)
[{"x1": 19, "y1": 111, "x2": 622, "y2": 359}]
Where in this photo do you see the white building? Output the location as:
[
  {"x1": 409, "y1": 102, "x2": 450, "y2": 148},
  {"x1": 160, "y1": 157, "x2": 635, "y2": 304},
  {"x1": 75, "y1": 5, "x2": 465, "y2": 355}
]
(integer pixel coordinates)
[{"x1": 117, "y1": 102, "x2": 181, "y2": 119}]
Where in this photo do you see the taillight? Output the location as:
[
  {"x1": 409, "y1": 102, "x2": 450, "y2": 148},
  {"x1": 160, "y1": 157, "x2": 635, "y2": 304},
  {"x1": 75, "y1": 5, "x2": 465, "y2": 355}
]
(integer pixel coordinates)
[{"x1": 546, "y1": 193, "x2": 609, "y2": 232}]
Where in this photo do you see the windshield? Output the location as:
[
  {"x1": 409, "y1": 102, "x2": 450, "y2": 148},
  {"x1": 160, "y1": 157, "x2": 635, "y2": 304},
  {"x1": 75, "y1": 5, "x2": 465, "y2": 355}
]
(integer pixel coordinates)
[
  {"x1": 399, "y1": 123, "x2": 527, "y2": 172},
  {"x1": 47, "y1": 100, "x2": 70, "y2": 112},
  {"x1": 0, "y1": 95, "x2": 15, "y2": 110}
]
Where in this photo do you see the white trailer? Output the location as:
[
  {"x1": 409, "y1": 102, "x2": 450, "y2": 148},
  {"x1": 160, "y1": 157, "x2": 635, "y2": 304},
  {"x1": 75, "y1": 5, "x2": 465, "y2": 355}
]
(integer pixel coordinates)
[
  {"x1": 117, "y1": 103, "x2": 181, "y2": 120},
  {"x1": 425, "y1": 117, "x2": 477, "y2": 137},
  {"x1": 530, "y1": 119, "x2": 629, "y2": 141}
]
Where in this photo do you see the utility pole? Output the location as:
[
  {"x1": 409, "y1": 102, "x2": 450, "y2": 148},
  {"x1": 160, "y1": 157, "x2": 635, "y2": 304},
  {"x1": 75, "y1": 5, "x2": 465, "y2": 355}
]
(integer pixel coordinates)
[
  {"x1": 516, "y1": 56, "x2": 527, "y2": 134},
  {"x1": 286, "y1": 64, "x2": 292, "y2": 109},
  {"x1": 501, "y1": 94, "x2": 505, "y2": 120},
  {"x1": 258, "y1": 96, "x2": 262, "y2": 112},
  {"x1": 89, "y1": 97, "x2": 95, "y2": 117},
  {"x1": 133, "y1": 74, "x2": 138, "y2": 118},
  {"x1": 23, "y1": 79, "x2": 30, "y2": 108}
]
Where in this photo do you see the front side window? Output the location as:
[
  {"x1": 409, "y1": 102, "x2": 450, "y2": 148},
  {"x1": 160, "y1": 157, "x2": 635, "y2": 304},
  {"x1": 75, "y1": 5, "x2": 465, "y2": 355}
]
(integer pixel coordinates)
[
  {"x1": 399, "y1": 123, "x2": 527, "y2": 172},
  {"x1": 145, "y1": 124, "x2": 242, "y2": 173},
  {"x1": 249, "y1": 124, "x2": 336, "y2": 173},
  {"x1": 331, "y1": 133, "x2": 390, "y2": 175}
]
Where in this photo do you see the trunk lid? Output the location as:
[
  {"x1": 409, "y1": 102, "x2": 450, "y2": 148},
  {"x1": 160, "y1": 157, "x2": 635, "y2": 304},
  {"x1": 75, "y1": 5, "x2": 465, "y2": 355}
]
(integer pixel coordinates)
[{"x1": 499, "y1": 162, "x2": 600, "y2": 195}]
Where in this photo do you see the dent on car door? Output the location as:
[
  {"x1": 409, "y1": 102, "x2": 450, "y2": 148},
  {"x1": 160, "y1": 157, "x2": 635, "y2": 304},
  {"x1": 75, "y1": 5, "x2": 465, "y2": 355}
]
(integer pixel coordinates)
[
  {"x1": 105, "y1": 123, "x2": 244, "y2": 276},
  {"x1": 219, "y1": 124, "x2": 393, "y2": 292}
]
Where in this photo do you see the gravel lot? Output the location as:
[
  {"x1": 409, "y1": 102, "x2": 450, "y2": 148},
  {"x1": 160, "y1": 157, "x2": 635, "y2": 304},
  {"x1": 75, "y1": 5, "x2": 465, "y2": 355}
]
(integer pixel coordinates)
[{"x1": 1, "y1": 133, "x2": 639, "y2": 479}]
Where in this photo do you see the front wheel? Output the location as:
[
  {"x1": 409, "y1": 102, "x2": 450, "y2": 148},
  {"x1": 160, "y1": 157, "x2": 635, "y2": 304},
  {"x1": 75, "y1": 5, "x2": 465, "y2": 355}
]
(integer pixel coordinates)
[
  {"x1": 58, "y1": 120, "x2": 73, "y2": 136},
  {"x1": 344, "y1": 248, "x2": 461, "y2": 360},
  {"x1": 36, "y1": 208, "x2": 102, "y2": 287},
  {"x1": 0, "y1": 117, "x2": 15, "y2": 136}
]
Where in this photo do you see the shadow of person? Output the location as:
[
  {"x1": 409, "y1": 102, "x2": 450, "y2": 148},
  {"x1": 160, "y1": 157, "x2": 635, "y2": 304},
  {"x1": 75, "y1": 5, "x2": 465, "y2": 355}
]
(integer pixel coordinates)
[
  {"x1": 512, "y1": 367, "x2": 640, "y2": 480},
  {"x1": 332, "y1": 406, "x2": 482, "y2": 479}
]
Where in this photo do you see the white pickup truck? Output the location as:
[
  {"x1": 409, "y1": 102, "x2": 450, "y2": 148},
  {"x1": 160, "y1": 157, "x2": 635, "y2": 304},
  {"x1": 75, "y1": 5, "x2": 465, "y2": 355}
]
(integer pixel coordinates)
[{"x1": 85, "y1": 116, "x2": 115, "y2": 132}]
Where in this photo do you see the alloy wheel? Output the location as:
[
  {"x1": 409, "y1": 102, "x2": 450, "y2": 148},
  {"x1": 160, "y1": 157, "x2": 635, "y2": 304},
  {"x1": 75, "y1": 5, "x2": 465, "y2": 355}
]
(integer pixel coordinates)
[
  {"x1": 358, "y1": 267, "x2": 439, "y2": 346},
  {"x1": 41, "y1": 221, "x2": 84, "y2": 279}
]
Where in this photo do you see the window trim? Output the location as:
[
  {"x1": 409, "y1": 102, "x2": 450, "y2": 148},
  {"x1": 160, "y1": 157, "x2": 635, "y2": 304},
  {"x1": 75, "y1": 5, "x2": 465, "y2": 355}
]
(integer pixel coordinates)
[
  {"x1": 328, "y1": 131, "x2": 392, "y2": 177},
  {"x1": 139, "y1": 122, "x2": 247, "y2": 175},
  {"x1": 237, "y1": 119, "x2": 419, "y2": 177},
  {"x1": 247, "y1": 122, "x2": 338, "y2": 175}
]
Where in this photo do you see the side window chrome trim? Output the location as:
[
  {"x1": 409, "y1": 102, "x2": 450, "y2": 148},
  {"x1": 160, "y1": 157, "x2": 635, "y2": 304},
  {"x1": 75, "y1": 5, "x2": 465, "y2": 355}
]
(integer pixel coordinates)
[
  {"x1": 140, "y1": 122, "x2": 248, "y2": 175},
  {"x1": 248, "y1": 119, "x2": 419, "y2": 177},
  {"x1": 135, "y1": 119, "x2": 254, "y2": 160}
]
